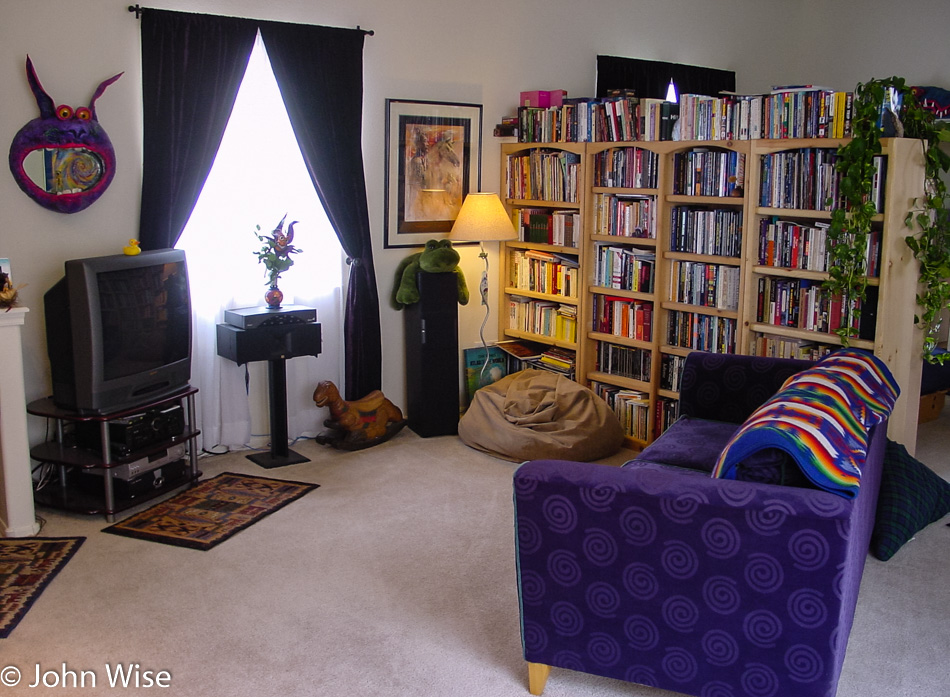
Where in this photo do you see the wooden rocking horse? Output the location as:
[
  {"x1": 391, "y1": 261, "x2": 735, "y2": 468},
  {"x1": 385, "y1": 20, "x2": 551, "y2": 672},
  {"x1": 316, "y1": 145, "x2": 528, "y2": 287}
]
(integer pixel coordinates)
[{"x1": 312, "y1": 381, "x2": 406, "y2": 450}]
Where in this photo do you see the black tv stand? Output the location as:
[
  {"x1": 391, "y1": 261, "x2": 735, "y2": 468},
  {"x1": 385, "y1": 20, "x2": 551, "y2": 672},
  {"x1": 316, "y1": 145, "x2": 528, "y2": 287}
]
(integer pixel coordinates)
[{"x1": 27, "y1": 386, "x2": 201, "y2": 522}]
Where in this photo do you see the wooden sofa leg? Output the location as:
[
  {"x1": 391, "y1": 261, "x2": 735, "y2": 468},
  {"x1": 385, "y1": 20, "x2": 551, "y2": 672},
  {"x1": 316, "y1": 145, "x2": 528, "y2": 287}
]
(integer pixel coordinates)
[{"x1": 527, "y1": 662, "x2": 551, "y2": 695}]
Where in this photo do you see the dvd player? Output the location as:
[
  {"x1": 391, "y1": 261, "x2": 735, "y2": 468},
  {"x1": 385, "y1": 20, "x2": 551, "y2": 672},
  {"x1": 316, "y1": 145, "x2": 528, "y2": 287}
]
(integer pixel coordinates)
[
  {"x1": 224, "y1": 305, "x2": 316, "y2": 330},
  {"x1": 86, "y1": 443, "x2": 186, "y2": 480}
]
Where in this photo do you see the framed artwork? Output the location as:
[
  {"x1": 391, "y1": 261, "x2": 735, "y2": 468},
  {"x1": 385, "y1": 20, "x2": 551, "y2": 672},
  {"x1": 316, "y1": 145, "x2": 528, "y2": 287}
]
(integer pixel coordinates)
[{"x1": 384, "y1": 99, "x2": 483, "y2": 248}]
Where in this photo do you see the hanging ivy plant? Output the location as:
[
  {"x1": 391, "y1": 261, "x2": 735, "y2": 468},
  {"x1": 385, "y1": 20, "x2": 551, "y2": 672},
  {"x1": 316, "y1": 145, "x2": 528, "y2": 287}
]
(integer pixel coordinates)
[{"x1": 825, "y1": 76, "x2": 950, "y2": 362}]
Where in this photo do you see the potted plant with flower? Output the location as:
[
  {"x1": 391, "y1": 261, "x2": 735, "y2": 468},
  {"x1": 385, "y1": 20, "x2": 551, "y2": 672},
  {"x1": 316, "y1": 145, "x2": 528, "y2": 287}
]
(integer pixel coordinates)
[{"x1": 254, "y1": 214, "x2": 301, "y2": 309}]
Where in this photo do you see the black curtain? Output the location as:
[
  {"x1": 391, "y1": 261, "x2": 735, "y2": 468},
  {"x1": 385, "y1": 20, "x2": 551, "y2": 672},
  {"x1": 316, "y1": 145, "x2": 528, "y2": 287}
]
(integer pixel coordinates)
[
  {"x1": 139, "y1": 9, "x2": 257, "y2": 250},
  {"x1": 138, "y1": 9, "x2": 381, "y2": 400},
  {"x1": 258, "y1": 21, "x2": 381, "y2": 400},
  {"x1": 596, "y1": 55, "x2": 735, "y2": 99}
]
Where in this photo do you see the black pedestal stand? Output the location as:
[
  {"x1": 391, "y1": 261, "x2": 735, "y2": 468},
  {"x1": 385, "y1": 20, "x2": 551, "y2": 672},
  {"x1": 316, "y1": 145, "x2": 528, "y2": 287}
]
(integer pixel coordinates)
[
  {"x1": 246, "y1": 358, "x2": 310, "y2": 469},
  {"x1": 215, "y1": 306, "x2": 322, "y2": 469}
]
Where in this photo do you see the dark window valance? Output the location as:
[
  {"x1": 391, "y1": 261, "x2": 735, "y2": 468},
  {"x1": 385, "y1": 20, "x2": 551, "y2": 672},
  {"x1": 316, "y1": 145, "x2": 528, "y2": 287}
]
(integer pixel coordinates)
[{"x1": 596, "y1": 55, "x2": 736, "y2": 99}]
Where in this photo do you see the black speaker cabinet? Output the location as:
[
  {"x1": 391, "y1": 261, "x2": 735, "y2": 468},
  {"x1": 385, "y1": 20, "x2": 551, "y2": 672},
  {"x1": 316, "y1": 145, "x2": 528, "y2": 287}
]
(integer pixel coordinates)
[
  {"x1": 404, "y1": 272, "x2": 459, "y2": 437},
  {"x1": 216, "y1": 322, "x2": 322, "y2": 365}
]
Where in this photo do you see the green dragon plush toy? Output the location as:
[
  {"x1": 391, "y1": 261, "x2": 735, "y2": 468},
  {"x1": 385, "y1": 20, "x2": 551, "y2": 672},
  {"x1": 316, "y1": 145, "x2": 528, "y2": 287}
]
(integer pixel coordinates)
[{"x1": 391, "y1": 239, "x2": 469, "y2": 309}]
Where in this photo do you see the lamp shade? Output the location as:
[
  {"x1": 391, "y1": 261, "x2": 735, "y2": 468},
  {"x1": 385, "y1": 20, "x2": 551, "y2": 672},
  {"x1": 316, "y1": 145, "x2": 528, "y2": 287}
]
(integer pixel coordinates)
[{"x1": 449, "y1": 193, "x2": 518, "y2": 242}]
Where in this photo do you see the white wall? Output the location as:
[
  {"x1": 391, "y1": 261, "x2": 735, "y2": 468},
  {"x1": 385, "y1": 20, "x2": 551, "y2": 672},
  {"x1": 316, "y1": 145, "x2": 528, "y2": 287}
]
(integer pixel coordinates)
[{"x1": 3, "y1": 0, "x2": 948, "y2": 448}]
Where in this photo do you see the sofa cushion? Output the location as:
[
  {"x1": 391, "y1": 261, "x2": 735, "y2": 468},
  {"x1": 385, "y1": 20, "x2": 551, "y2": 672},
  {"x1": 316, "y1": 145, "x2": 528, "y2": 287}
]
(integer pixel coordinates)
[
  {"x1": 628, "y1": 416, "x2": 735, "y2": 473},
  {"x1": 870, "y1": 439, "x2": 950, "y2": 560},
  {"x1": 713, "y1": 349, "x2": 898, "y2": 499}
]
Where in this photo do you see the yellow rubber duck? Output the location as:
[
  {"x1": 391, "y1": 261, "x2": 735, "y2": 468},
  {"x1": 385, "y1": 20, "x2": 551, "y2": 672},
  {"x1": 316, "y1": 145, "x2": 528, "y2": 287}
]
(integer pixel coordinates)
[{"x1": 123, "y1": 239, "x2": 141, "y2": 255}]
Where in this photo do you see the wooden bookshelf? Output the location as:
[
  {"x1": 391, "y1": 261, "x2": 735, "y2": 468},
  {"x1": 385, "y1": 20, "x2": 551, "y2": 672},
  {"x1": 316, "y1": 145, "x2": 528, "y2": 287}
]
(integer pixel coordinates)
[{"x1": 500, "y1": 136, "x2": 926, "y2": 452}]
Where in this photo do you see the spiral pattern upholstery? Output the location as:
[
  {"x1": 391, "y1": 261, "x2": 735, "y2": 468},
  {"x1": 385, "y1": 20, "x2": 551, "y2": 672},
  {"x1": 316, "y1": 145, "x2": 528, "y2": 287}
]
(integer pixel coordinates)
[{"x1": 514, "y1": 353, "x2": 886, "y2": 697}]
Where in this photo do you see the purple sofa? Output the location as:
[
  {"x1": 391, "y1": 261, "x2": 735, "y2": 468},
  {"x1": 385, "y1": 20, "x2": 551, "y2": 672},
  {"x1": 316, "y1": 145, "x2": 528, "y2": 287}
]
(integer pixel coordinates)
[{"x1": 513, "y1": 352, "x2": 887, "y2": 697}]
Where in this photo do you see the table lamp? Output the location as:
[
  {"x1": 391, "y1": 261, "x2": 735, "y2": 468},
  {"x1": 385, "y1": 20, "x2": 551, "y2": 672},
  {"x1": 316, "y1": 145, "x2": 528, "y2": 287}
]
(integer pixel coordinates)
[{"x1": 449, "y1": 192, "x2": 518, "y2": 382}]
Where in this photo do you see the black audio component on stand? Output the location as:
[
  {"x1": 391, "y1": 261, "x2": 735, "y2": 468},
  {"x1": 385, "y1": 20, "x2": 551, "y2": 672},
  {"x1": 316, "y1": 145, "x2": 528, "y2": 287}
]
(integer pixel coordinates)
[
  {"x1": 74, "y1": 403, "x2": 185, "y2": 456},
  {"x1": 216, "y1": 306, "x2": 322, "y2": 468}
]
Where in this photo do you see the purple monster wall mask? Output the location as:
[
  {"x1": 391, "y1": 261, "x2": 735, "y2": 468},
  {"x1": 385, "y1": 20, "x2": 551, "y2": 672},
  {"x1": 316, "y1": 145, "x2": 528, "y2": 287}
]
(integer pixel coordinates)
[{"x1": 8, "y1": 56, "x2": 123, "y2": 214}]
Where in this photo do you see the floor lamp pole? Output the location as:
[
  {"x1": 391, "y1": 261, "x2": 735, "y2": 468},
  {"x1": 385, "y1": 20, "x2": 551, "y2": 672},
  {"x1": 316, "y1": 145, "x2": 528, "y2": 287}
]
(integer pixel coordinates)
[{"x1": 476, "y1": 241, "x2": 493, "y2": 383}]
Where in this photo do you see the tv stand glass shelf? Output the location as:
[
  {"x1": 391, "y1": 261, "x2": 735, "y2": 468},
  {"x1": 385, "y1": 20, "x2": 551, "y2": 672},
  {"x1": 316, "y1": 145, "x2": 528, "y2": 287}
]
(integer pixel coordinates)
[{"x1": 27, "y1": 386, "x2": 201, "y2": 522}]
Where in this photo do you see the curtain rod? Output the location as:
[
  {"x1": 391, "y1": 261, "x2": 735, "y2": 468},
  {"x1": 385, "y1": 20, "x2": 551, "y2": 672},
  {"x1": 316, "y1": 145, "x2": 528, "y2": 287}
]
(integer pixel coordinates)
[{"x1": 126, "y1": 5, "x2": 374, "y2": 35}]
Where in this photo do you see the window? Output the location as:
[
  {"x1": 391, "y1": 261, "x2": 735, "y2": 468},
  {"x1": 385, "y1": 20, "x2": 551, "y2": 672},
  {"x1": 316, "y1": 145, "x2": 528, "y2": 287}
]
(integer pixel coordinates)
[{"x1": 176, "y1": 32, "x2": 344, "y2": 449}]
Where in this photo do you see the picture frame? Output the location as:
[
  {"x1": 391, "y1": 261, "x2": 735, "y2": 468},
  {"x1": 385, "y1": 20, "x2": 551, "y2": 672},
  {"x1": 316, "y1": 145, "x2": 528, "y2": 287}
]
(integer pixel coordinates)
[{"x1": 384, "y1": 99, "x2": 483, "y2": 248}]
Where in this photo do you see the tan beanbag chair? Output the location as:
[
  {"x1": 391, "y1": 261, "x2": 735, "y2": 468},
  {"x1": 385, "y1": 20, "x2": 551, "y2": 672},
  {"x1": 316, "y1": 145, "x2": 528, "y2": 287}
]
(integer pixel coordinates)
[{"x1": 458, "y1": 369, "x2": 624, "y2": 462}]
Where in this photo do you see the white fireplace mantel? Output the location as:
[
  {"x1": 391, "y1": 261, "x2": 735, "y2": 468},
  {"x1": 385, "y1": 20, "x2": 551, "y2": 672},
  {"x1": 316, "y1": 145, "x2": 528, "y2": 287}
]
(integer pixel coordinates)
[{"x1": 0, "y1": 307, "x2": 40, "y2": 537}]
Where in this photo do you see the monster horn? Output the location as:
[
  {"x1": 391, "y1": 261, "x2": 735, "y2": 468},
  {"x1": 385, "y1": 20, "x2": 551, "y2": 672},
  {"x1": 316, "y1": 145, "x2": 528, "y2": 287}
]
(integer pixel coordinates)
[
  {"x1": 24, "y1": 55, "x2": 55, "y2": 119},
  {"x1": 88, "y1": 71, "x2": 124, "y2": 120}
]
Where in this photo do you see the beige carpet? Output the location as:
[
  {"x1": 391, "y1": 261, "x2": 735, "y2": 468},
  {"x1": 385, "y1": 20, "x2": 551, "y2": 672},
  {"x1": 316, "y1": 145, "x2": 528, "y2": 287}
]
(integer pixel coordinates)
[{"x1": 3, "y1": 417, "x2": 948, "y2": 697}]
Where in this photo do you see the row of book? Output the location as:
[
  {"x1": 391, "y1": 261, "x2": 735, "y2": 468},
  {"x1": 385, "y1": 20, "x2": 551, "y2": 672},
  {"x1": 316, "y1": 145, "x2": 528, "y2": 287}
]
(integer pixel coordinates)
[
  {"x1": 755, "y1": 277, "x2": 875, "y2": 338},
  {"x1": 595, "y1": 341, "x2": 653, "y2": 382},
  {"x1": 669, "y1": 206, "x2": 743, "y2": 257},
  {"x1": 593, "y1": 245, "x2": 655, "y2": 293},
  {"x1": 756, "y1": 218, "x2": 883, "y2": 276},
  {"x1": 678, "y1": 89, "x2": 854, "y2": 141},
  {"x1": 660, "y1": 354, "x2": 687, "y2": 392},
  {"x1": 672, "y1": 148, "x2": 746, "y2": 198},
  {"x1": 507, "y1": 249, "x2": 579, "y2": 298},
  {"x1": 512, "y1": 208, "x2": 581, "y2": 247},
  {"x1": 666, "y1": 310, "x2": 738, "y2": 353},
  {"x1": 655, "y1": 397, "x2": 680, "y2": 437},
  {"x1": 507, "y1": 296, "x2": 578, "y2": 343},
  {"x1": 505, "y1": 149, "x2": 580, "y2": 202},
  {"x1": 591, "y1": 146, "x2": 660, "y2": 189},
  {"x1": 592, "y1": 295, "x2": 654, "y2": 341},
  {"x1": 668, "y1": 260, "x2": 740, "y2": 311},
  {"x1": 750, "y1": 334, "x2": 835, "y2": 360},
  {"x1": 512, "y1": 87, "x2": 855, "y2": 144},
  {"x1": 517, "y1": 94, "x2": 677, "y2": 144},
  {"x1": 759, "y1": 148, "x2": 841, "y2": 211},
  {"x1": 591, "y1": 381, "x2": 651, "y2": 441},
  {"x1": 590, "y1": 193, "x2": 657, "y2": 239},
  {"x1": 760, "y1": 149, "x2": 886, "y2": 212},
  {"x1": 757, "y1": 217, "x2": 831, "y2": 272}
]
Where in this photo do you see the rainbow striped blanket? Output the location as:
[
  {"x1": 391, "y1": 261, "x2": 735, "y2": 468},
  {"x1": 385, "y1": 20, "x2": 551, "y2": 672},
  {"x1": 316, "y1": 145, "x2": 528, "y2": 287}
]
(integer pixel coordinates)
[{"x1": 712, "y1": 350, "x2": 899, "y2": 498}]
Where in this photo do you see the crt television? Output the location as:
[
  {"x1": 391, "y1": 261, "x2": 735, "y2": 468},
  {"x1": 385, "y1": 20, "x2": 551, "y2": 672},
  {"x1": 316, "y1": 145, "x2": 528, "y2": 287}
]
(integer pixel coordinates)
[{"x1": 44, "y1": 248, "x2": 192, "y2": 415}]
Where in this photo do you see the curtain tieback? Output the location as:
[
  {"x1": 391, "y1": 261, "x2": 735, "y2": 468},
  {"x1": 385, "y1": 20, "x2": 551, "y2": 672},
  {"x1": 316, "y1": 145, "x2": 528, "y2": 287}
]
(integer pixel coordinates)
[{"x1": 346, "y1": 256, "x2": 361, "y2": 266}]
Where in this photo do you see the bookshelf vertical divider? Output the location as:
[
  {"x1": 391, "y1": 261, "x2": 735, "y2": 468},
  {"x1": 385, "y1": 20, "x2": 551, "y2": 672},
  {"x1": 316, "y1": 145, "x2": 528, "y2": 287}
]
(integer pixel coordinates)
[{"x1": 500, "y1": 137, "x2": 925, "y2": 453}]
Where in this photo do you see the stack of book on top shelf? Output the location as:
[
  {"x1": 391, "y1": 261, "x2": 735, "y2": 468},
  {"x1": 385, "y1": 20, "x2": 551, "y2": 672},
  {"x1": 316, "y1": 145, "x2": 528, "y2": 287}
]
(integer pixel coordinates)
[{"x1": 511, "y1": 85, "x2": 855, "y2": 144}]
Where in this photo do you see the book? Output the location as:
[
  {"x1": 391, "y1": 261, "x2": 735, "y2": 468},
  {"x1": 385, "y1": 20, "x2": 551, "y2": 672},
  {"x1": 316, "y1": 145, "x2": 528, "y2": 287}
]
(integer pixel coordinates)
[
  {"x1": 495, "y1": 340, "x2": 544, "y2": 359},
  {"x1": 463, "y1": 346, "x2": 507, "y2": 403}
]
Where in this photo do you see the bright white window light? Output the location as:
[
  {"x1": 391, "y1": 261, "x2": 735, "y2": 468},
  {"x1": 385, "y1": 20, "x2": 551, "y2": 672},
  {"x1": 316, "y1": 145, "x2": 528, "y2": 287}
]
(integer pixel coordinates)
[
  {"x1": 666, "y1": 78, "x2": 678, "y2": 103},
  {"x1": 177, "y1": 31, "x2": 343, "y2": 306}
]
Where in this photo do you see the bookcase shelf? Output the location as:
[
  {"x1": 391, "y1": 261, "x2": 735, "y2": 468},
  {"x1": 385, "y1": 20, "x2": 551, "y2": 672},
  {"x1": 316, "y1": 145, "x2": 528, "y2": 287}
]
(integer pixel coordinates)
[{"x1": 500, "y1": 136, "x2": 925, "y2": 451}]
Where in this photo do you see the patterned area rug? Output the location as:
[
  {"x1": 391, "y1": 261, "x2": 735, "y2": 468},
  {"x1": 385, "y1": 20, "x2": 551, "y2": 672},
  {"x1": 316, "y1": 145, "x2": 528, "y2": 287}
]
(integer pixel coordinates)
[
  {"x1": 103, "y1": 472, "x2": 318, "y2": 551},
  {"x1": 0, "y1": 537, "x2": 85, "y2": 638}
]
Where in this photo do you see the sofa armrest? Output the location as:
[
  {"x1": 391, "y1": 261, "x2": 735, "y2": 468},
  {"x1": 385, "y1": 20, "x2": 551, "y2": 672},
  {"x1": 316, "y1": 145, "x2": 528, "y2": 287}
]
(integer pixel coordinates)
[
  {"x1": 513, "y1": 457, "x2": 866, "y2": 697},
  {"x1": 678, "y1": 352, "x2": 814, "y2": 423}
]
